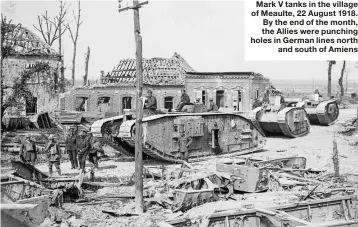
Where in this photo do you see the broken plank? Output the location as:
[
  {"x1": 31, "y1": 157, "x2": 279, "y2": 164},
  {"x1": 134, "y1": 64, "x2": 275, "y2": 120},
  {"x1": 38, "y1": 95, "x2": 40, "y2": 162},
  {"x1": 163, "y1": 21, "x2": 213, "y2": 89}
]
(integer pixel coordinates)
[
  {"x1": 157, "y1": 221, "x2": 176, "y2": 227},
  {"x1": 1, "y1": 203, "x2": 38, "y2": 210},
  {"x1": 84, "y1": 182, "x2": 124, "y2": 187},
  {"x1": 295, "y1": 220, "x2": 358, "y2": 227},
  {"x1": 256, "y1": 208, "x2": 311, "y2": 225},
  {"x1": 274, "y1": 172, "x2": 323, "y2": 185}
]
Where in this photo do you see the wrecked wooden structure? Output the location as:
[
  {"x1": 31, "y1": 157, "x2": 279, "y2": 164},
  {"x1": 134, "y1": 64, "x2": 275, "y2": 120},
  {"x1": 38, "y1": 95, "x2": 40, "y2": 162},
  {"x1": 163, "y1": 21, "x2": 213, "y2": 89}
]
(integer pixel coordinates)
[
  {"x1": 1, "y1": 175, "x2": 52, "y2": 227},
  {"x1": 162, "y1": 196, "x2": 358, "y2": 227}
]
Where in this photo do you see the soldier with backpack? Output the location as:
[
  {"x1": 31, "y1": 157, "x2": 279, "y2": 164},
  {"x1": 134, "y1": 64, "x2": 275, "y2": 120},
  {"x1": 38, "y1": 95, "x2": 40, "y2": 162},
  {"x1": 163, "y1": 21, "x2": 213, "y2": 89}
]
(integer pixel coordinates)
[
  {"x1": 76, "y1": 129, "x2": 90, "y2": 171},
  {"x1": 87, "y1": 131, "x2": 103, "y2": 169},
  {"x1": 45, "y1": 135, "x2": 61, "y2": 176},
  {"x1": 19, "y1": 134, "x2": 37, "y2": 165}
]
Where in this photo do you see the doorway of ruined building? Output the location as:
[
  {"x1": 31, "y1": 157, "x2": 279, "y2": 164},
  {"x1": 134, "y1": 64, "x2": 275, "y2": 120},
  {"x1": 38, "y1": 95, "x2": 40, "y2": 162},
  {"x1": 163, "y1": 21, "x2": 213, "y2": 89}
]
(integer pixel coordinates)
[
  {"x1": 75, "y1": 97, "x2": 88, "y2": 112},
  {"x1": 98, "y1": 96, "x2": 111, "y2": 113},
  {"x1": 122, "y1": 96, "x2": 132, "y2": 113},
  {"x1": 216, "y1": 90, "x2": 225, "y2": 108},
  {"x1": 26, "y1": 97, "x2": 37, "y2": 114}
]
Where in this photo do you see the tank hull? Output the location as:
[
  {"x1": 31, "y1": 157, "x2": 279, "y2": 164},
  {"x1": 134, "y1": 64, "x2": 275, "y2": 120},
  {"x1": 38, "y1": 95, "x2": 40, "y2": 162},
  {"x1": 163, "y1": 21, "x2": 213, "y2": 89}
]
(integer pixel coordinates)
[
  {"x1": 252, "y1": 107, "x2": 310, "y2": 138},
  {"x1": 305, "y1": 100, "x2": 339, "y2": 126},
  {"x1": 118, "y1": 113, "x2": 267, "y2": 162}
]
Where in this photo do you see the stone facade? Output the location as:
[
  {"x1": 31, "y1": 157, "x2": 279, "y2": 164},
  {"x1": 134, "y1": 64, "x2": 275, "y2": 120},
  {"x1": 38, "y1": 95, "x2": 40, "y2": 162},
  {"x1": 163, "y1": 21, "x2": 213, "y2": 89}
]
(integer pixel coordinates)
[
  {"x1": 60, "y1": 54, "x2": 270, "y2": 113},
  {"x1": 60, "y1": 84, "x2": 183, "y2": 114},
  {"x1": 2, "y1": 24, "x2": 61, "y2": 114},
  {"x1": 185, "y1": 72, "x2": 270, "y2": 111},
  {"x1": 3, "y1": 56, "x2": 61, "y2": 113}
]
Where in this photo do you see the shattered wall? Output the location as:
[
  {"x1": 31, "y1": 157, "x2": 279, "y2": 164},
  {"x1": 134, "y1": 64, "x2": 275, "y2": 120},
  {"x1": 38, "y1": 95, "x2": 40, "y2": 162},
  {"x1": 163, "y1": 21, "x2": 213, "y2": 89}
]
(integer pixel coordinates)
[
  {"x1": 61, "y1": 85, "x2": 183, "y2": 113},
  {"x1": 185, "y1": 73, "x2": 270, "y2": 111},
  {"x1": 2, "y1": 55, "x2": 61, "y2": 113}
]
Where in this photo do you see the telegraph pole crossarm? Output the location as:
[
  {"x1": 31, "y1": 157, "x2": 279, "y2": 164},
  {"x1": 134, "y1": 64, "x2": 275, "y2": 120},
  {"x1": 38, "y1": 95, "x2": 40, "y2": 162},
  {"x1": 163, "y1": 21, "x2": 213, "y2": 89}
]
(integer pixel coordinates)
[
  {"x1": 118, "y1": 1, "x2": 148, "y2": 13},
  {"x1": 117, "y1": 0, "x2": 147, "y2": 214}
]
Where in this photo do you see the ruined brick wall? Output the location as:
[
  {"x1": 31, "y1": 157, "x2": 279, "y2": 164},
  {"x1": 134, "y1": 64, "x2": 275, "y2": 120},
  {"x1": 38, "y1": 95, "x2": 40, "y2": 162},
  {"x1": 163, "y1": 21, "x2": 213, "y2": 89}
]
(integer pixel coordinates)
[
  {"x1": 62, "y1": 85, "x2": 183, "y2": 112},
  {"x1": 2, "y1": 55, "x2": 61, "y2": 113},
  {"x1": 185, "y1": 75, "x2": 253, "y2": 111},
  {"x1": 251, "y1": 77, "x2": 271, "y2": 104}
]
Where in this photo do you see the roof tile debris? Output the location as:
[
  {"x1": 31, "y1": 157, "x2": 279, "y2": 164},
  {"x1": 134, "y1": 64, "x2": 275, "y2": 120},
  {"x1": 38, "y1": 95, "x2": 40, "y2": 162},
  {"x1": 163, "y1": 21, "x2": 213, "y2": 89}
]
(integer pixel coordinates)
[
  {"x1": 3, "y1": 24, "x2": 60, "y2": 57},
  {"x1": 102, "y1": 53, "x2": 194, "y2": 86}
]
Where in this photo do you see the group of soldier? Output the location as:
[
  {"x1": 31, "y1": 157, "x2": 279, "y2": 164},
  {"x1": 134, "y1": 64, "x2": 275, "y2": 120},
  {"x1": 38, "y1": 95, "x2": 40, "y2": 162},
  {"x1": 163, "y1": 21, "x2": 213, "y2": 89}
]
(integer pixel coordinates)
[
  {"x1": 19, "y1": 127, "x2": 104, "y2": 176},
  {"x1": 144, "y1": 88, "x2": 219, "y2": 112}
]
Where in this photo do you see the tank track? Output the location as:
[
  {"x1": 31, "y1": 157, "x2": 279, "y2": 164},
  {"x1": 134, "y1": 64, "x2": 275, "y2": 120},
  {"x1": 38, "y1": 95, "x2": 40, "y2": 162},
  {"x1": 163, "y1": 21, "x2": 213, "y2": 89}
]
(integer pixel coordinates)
[
  {"x1": 98, "y1": 136, "x2": 134, "y2": 157},
  {"x1": 120, "y1": 138, "x2": 265, "y2": 163},
  {"x1": 277, "y1": 107, "x2": 310, "y2": 138},
  {"x1": 316, "y1": 100, "x2": 339, "y2": 126}
]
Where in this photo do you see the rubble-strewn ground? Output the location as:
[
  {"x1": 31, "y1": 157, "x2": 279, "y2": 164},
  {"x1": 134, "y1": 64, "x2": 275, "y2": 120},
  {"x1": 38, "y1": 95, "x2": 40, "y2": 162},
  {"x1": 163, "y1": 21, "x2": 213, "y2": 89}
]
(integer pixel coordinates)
[{"x1": 3, "y1": 106, "x2": 358, "y2": 227}]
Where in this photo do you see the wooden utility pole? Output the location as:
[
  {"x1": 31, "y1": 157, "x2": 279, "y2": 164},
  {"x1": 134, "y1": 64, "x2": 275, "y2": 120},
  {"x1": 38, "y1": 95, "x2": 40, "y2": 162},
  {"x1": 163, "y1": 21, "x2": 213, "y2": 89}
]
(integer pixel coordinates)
[{"x1": 118, "y1": 0, "x2": 148, "y2": 214}]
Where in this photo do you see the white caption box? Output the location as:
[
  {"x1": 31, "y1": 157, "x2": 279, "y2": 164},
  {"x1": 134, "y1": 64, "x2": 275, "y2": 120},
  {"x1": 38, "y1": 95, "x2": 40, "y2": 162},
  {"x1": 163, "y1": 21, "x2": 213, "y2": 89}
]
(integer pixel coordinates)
[{"x1": 245, "y1": 0, "x2": 358, "y2": 60}]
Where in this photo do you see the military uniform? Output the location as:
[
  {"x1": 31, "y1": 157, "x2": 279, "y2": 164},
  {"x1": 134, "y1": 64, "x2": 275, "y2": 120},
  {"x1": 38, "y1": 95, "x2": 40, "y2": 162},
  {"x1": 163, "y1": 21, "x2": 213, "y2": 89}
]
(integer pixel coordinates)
[
  {"x1": 19, "y1": 137, "x2": 37, "y2": 165},
  {"x1": 76, "y1": 134, "x2": 90, "y2": 170},
  {"x1": 45, "y1": 138, "x2": 61, "y2": 175},
  {"x1": 208, "y1": 101, "x2": 218, "y2": 112},
  {"x1": 144, "y1": 96, "x2": 157, "y2": 111},
  {"x1": 65, "y1": 133, "x2": 78, "y2": 169},
  {"x1": 88, "y1": 135, "x2": 101, "y2": 169},
  {"x1": 176, "y1": 93, "x2": 190, "y2": 111}
]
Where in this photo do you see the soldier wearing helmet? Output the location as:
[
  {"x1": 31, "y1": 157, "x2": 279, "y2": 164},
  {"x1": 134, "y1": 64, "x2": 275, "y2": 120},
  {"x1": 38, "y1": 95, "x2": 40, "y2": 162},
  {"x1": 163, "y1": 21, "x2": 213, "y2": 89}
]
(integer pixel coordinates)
[
  {"x1": 76, "y1": 129, "x2": 90, "y2": 171},
  {"x1": 45, "y1": 135, "x2": 61, "y2": 176},
  {"x1": 144, "y1": 90, "x2": 157, "y2": 111},
  {"x1": 65, "y1": 127, "x2": 78, "y2": 169},
  {"x1": 87, "y1": 131, "x2": 101, "y2": 169},
  {"x1": 19, "y1": 134, "x2": 37, "y2": 165}
]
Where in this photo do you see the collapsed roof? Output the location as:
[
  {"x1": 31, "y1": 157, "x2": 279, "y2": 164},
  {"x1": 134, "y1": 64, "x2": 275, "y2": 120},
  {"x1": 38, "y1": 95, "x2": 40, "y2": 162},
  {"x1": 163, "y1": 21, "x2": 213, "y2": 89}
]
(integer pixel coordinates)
[
  {"x1": 2, "y1": 23, "x2": 60, "y2": 57},
  {"x1": 103, "y1": 53, "x2": 194, "y2": 86}
]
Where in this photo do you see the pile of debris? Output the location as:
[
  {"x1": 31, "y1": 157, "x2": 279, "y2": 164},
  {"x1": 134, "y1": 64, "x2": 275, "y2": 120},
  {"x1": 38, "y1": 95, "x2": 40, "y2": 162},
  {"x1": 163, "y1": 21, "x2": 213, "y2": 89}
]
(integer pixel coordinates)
[{"x1": 2, "y1": 155, "x2": 358, "y2": 227}]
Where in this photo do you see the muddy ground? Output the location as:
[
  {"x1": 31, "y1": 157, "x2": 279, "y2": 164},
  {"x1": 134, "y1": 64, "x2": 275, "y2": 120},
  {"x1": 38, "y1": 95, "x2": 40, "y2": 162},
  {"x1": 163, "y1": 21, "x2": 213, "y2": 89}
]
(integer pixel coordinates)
[{"x1": 2, "y1": 106, "x2": 358, "y2": 227}]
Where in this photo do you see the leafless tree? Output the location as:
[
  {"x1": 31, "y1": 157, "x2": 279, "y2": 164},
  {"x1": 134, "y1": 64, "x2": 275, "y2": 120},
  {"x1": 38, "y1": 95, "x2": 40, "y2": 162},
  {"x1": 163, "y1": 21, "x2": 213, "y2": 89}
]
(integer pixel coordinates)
[
  {"x1": 83, "y1": 46, "x2": 90, "y2": 86},
  {"x1": 67, "y1": 0, "x2": 82, "y2": 86},
  {"x1": 33, "y1": 10, "x2": 66, "y2": 46},
  {"x1": 33, "y1": 1, "x2": 69, "y2": 91},
  {"x1": 327, "y1": 60, "x2": 336, "y2": 98},
  {"x1": 338, "y1": 60, "x2": 346, "y2": 100},
  {"x1": 57, "y1": 0, "x2": 69, "y2": 92}
]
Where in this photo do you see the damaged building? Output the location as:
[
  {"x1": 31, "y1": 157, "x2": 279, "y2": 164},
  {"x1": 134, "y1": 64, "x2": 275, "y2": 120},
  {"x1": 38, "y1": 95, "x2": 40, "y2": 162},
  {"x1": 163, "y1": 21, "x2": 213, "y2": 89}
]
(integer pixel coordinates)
[
  {"x1": 60, "y1": 53, "x2": 270, "y2": 113},
  {"x1": 2, "y1": 24, "x2": 62, "y2": 115}
]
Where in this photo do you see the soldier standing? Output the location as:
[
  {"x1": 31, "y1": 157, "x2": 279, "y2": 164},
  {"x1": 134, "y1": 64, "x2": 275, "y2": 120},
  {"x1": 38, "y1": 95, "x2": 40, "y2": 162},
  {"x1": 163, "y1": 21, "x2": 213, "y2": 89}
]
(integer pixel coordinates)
[
  {"x1": 65, "y1": 128, "x2": 78, "y2": 169},
  {"x1": 87, "y1": 132, "x2": 101, "y2": 169},
  {"x1": 76, "y1": 130, "x2": 90, "y2": 171},
  {"x1": 45, "y1": 135, "x2": 61, "y2": 176},
  {"x1": 19, "y1": 134, "x2": 37, "y2": 165}
]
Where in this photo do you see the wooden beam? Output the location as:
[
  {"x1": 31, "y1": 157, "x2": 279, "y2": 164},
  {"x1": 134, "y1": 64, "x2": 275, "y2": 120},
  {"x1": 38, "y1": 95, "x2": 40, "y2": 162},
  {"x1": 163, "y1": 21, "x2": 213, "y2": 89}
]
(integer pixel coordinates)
[
  {"x1": 133, "y1": 0, "x2": 144, "y2": 214},
  {"x1": 1, "y1": 203, "x2": 38, "y2": 210},
  {"x1": 296, "y1": 220, "x2": 358, "y2": 227},
  {"x1": 157, "y1": 221, "x2": 176, "y2": 227}
]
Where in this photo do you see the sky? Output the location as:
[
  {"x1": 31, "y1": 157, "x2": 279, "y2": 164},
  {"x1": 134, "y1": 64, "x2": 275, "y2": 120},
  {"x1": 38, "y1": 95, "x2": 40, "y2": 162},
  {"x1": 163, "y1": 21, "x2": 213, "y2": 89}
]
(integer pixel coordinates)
[{"x1": 2, "y1": 0, "x2": 358, "y2": 85}]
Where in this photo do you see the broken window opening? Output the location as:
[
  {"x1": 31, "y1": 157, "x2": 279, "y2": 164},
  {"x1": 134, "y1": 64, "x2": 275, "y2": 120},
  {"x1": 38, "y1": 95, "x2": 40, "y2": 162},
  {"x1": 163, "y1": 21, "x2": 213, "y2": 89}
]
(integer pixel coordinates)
[
  {"x1": 216, "y1": 90, "x2": 225, "y2": 108},
  {"x1": 122, "y1": 97, "x2": 132, "y2": 112},
  {"x1": 26, "y1": 97, "x2": 37, "y2": 114},
  {"x1": 202, "y1": 90, "x2": 206, "y2": 105},
  {"x1": 164, "y1": 96, "x2": 174, "y2": 109},
  {"x1": 75, "y1": 97, "x2": 88, "y2": 112},
  {"x1": 98, "y1": 97, "x2": 111, "y2": 113}
]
